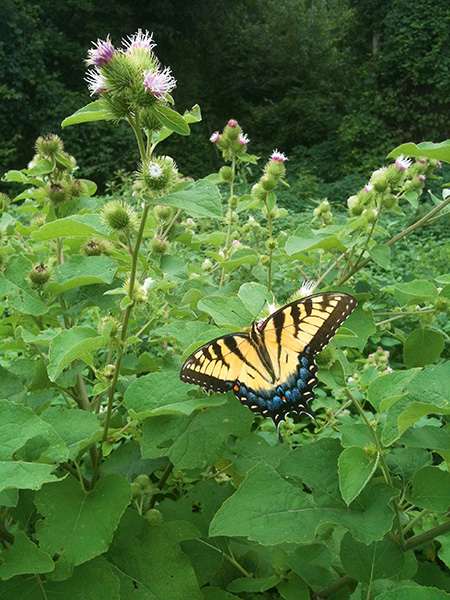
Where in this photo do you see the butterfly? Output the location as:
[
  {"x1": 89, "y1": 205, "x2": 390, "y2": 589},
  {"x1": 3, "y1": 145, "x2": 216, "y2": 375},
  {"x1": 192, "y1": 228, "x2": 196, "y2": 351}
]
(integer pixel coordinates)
[{"x1": 180, "y1": 292, "x2": 357, "y2": 442}]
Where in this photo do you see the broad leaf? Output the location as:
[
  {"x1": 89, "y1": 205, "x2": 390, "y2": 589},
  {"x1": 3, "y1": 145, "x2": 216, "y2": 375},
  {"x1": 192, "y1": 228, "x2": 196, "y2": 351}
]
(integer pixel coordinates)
[
  {"x1": 0, "y1": 532, "x2": 54, "y2": 580},
  {"x1": 338, "y1": 446, "x2": 379, "y2": 505},
  {"x1": 62, "y1": 101, "x2": 109, "y2": 127},
  {"x1": 47, "y1": 255, "x2": 118, "y2": 294},
  {"x1": 48, "y1": 326, "x2": 106, "y2": 381},
  {"x1": 146, "y1": 179, "x2": 222, "y2": 217},
  {"x1": 403, "y1": 329, "x2": 444, "y2": 368}
]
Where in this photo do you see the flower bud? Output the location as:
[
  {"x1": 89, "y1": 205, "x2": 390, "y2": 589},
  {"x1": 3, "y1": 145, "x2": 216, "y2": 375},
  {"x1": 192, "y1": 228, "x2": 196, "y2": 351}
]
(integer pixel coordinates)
[
  {"x1": 219, "y1": 166, "x2": 233, "y2": 183},
  {"x1": 260, "y1": 174, "x2": 277, "y2": 192},
  {"x1": 35, "y1": 134, "x2": 64, "y2": 159},
  {"x1": 264, "y1": 159, "x2": 285, "y2": 179},
  {"x1": 251, "y1": 183, "x2": 267, "y2": 201},
  {"x1": 260, "y1": 255, "x2": 270, "y2": 266},
  {"x1": 370, "y1": 168, "x2": 390, "y2": 193},
  {"x1": 316, "y1": 346, "x2": 337, "y2": 366},
  {"x1": 103, "y1": 364, "x2": 116, "y2": 381},
  {"x1": 362, "y1": 207, "x2": 378, "y2": 224},
  {"x1": 46, "y1": 183, "x2": 70, "y2": 206},
  {"x1": 123, "y1": 277, "x2": 148, "y2": 303},
  {"x1": 150, "y1": 236, "x2": 169, "y2": 255},
  {"x1": 434, "y1": 297, "x2": 450, "y2": 313},
  {"x1": 145, "y1": 508, "x2": 163, "y2": 525},
  {"x1": 101, "y1": 200, "x2": 138, "y2": 235},
  {"x1": 99, "y1": 316, "x2": 121, "y2": 344},
  {"x1": 267, "y1": 238, "x2": 277, "y2": 251},
  {"x1": 347, "y1": 195, "x2": 363, "y2": 216},
  {"x1": 29, "y1": 263, "x2": 50, "y2": 289},
  {"x1": 83, "y1": 239, "x2": 110, "y2": 256},
  {"x1": 419, "y1": 312, "x2": 435, "y2": 327},
  {"x1": 229, "y1": 195, "x2": 239, "y2": 210},
  {"x1": 381, "y1": 194, "x2": 398, "y2": 210},
  {"x1": 153, "y1": 204, "x2": 176, "y2": 221},
  {"x1": 139, "y1": 155, "x2": 178, "y2": 198},
  {"x1": 202, "y1": 258, "x2": 213, "y2": 273}
]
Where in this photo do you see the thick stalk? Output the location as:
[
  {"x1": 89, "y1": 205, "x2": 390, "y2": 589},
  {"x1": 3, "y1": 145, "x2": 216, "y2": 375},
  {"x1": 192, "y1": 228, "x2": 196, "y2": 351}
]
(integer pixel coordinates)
[
  {"x1": 91, "y1": 203, "x2": 150, "y2": 484},
  {"x1": 404, "y1": 519, "x2": 450, "y2": 551}
]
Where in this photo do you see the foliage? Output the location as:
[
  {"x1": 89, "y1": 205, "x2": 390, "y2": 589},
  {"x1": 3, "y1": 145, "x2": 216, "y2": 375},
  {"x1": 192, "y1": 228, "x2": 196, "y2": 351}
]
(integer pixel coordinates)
[{"x1": 2, "y1": 28, "x2": 450, "y2": 600}]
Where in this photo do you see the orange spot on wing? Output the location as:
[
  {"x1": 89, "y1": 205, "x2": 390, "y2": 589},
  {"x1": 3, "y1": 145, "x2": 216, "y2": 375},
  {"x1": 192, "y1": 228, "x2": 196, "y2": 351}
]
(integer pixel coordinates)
[{"x1": 234, "y1": 384, "x2": 239, "y2": 391}]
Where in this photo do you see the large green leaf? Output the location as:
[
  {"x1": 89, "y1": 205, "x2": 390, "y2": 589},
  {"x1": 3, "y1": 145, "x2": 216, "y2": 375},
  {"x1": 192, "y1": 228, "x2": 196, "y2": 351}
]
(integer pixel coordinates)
[
  {"x1": 0, "y1": 556, "x2": 120, "y2": 600},
  {"x1": 368, "y1": 369, "x2": 421, "y2": 412},
  {"x1": 47, "y1": 255, "x2": 118, "y2": 294},
  {"x1": 105, "y1": 509, "x2": 203, "y2": 600},
  {"x1": 220, "y1": 249, "x2": 259, "y2": 271},
  {"x1": 31, "y1": 215, "x2": 106, "y2": 240},
  {"x1": 403, "y1": 329, "x2": 444, "y2": 368},
  {"x1": 340, "y1": 532, "x2": 405, "y2": 584},
  {"x1": 48, "y1": 326, "x2": 106, "y2": 381},
  {"x1": 0, "y1": 532, "x2": 54, "y2": 580},
  {"x1": 338, "y1": 446, "x2": 379, "y2": 505},
  {"x1": 408, "y1": 466, "x2": 450, "y2": 512},
  {"x1": 153, "y1": 103, "x2": 191, "y2": 135},
  {"x1": 0, "y1": 257, "x2": 48, "y2": 317},
  {"x1": 388, "y1": 140, "x2": 450, "y2": 164},
  {"x1": 124, "y1": 371, "x2": 226, "y2": 419},
  {"x1": 141, "y1": 399, "x2": 253, "y2": 469},
  {"x1": 40, "y1": 406, "x2": 101, "y2": 460},
  {"x1": 377, "y1": 586, "x2": 450, "y2": 599},
  {"x1": 62, "y1": 101, "x2": 110, "y2": 127},
  {"x1": 394, "y1": 280, "x2": 438, "y2": 306},
  {"x1": 210, "y1": 463, "x2": 397, "y2": 545},
  {"x1": 35, "y1": 474, "x2": 131, "y2": 575},
  {"x1": 285, "y1": 225, "x2": 347, "y2": 255},
  {"x1": 146, "y1": 179, "x2": 222, "y2": 217},
  {"x1": 198, "y1": 295, "x2": 253, "y2": 328}
]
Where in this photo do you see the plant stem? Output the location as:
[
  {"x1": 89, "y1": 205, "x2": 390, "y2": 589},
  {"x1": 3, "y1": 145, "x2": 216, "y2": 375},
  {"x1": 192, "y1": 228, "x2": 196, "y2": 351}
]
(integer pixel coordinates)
[
  {"x1": 404, "y1": 519, "x2": 450, "y2": 551},
  {"x1": 401, "y1": 509, "x2": 430, "y2": 536},
  {"x1": 149, "y1": 461, "x2": 174, "y2": 508},
  {"x1": 128, "y1": 113, "x2": 147, "y2": 161},
  {"x1": 91, "y1": 203, "x2": 150, "y2": 485},
  {"x1": 219, "y1": 157, "x2": 236, "y2": 288},
  {"x1": 61, "y1": 461, "x2": 89, "y2": 491},
  {"x1": 312, "y1": 575, "x2": 354, "y2": 599},
  {"x1": 344, "y1": 388, "x2": 405, "y2": 548},
  {"x1": 161, "y1": 209, "x2": 183, "y2": 240}
]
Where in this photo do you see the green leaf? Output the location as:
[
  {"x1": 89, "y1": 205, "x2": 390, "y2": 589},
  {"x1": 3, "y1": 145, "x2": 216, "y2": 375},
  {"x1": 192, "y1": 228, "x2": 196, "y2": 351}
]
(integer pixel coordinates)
[
  {"x1": 48, "y1": 326, "x2": 106, "y2": 381},
  {"x1": 228, "y1": 575, "x2": 282, "y2": 593},
  {"x1": 203, "y1": 587, "x2": 241, "y2": 600},
  {"x1": 31, "y1": 215, "x2": 106, "y2": 240},
  {"x1": 153, "y1": 103, "x2": 190, "y2": 135},
  {"x1": 388, "y1": 140, "x2": 450, "y2": 164},
  {"x1": 369, "y1": 244, "x2": 391, "y2": 268},
  {"x1": 376, "y1": 586, "x2": 450, "y2": 599},
  {"x1": 340, "y1": 532, "x2": 405, "y2": 584},
  {"x1": 394, "y1": 280, "x2": 438, "y2": 306},
  {"x1": 62, "y1": 101, "x2": 109, "y2": 127},
  {"x1": 0, "y1": 532, "x2": 54, "y2": 580},
  {"x1": 0, "y1": 399, "x2": 67, "y2": 461},
  {"x1": 403, "y1": 190, "x2": 419, "y2": 208},
  {"x1": 287, "y1": 544, "x2": 335, "y2": 589},
  {"x1": 141, "y1": 399, "x2": 253, "y2": 469},
  {"x1": 47, "y1": 255, "x2": 118, "y2": 294},
  {"x1": 147, "y1": 179, "x2": 222, "y2": 217},
  {"x1": 40, "y1": 407, "x2": 101, "y2": 460},
  {"x1": 0, "y1": 463, "x2": 59, "y2": 495},
  {"x1": 210, "y1": 463, "x2": 397, "y2": 545},
  {"x1": 198, "y1": 295, "x2": 253, "y2": 328},
  {"x1": 408, "y1": 466, "x2": 450, "y2": 512},
  {"x1": 35, "y1": 474, "x2": 131, "y2": 574},
  {"x1": 105, "y1": 509, "x2": 203, "y2": 599},
  {"x1": 338, "y1": 446, "x2": 379, "y2": 505},
  {"x1": 0, "y1": 556, "x2": 120, "y2": 600},
  {"x1": 368, "y1": 369, "x2": 420, "y2": 412},
  {"x1": 403, "y1": 329, "x2": 445, "y2": 368},
  {"x1": 334, "y1": 303, "x2": 376, "y2": 352},
  {"x1": 220, "y1": 248, "x2": 259, "y2": 271},
  {"x1": 0, "y1": 257, "x2": 48, "y2": 317},
  {"x1": 124, "y1": 371, "x2": 226, "y2": 419},
  {"x1": 285, "y1": 225, "x2": 347, "y2": 255}
]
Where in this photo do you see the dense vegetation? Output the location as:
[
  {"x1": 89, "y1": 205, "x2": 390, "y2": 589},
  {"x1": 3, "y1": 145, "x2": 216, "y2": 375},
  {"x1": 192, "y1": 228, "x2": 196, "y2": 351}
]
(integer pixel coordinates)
[
  {"x1": 2, "y1": 0, "x2": 450, "y2": 193},
  {"x1": 1, "y1": 8, "x2": 450, "y2": 600}
]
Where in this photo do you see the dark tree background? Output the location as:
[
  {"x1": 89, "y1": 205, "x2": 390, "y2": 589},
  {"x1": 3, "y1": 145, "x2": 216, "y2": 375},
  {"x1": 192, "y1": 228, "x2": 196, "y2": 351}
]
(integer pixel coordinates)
[{"x1": 1, "y1": 0, "x2": 450, "y2": 193}]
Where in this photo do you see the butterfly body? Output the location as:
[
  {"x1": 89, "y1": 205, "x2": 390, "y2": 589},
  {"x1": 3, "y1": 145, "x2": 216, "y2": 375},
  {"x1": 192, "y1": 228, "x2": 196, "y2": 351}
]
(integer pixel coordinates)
[{"x1": 180, "y1": 292, "x2": 357, "y2": 440}]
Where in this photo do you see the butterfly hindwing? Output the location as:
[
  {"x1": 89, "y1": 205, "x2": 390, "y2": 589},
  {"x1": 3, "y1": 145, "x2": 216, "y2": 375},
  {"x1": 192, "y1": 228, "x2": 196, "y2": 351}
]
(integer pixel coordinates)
[{"x1": 180, "y1": 292, "x2": 357, "y2": 436}]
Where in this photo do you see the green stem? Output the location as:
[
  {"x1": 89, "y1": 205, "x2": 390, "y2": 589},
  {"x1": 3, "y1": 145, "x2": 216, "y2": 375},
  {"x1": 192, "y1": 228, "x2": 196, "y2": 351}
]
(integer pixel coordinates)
[
  {"x1": 344, "y1": 388, "x2": 405, "y2": 548},
  {"x1": 128, "y1": 113, "x2": 147, "y2": 162},
  {"x1": 161, "y1": 209, "x2": 183, "y2": 240},
  {"x1": 401, "y1": 509, "x2": 430, "y2": 536},
  {"x1": 265, "y1": 197, "x2": 274, "y2": 292},
  {"x1": 219, "y1": 157, "x2": 236, "y2": 288},
  {"x1": 311, "y1": 575, "x2": 354, "y2": 599},
  {"x1": 404, "y1": 519, "x2": 450, "y2": 551},
  {"x1": 91, "y1": 203, "x2": 150, "y2": 485},
  {"x1": 149, "y1": 461, "x2": 174, "y2": 508},
  {"x1": 60, "y1": 461, "x2": 89, "y2": 491}
]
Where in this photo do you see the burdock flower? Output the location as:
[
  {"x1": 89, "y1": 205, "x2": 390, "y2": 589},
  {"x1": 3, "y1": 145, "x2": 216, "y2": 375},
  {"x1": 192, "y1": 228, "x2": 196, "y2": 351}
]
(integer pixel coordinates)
[
  {"x1": 270, "y1": 150, "x2": 288, "y2": 163},
  {"x1": 86, "y1": 69, "x2": 107, "y2": 95},
  {"x1": 210, "y1": 131, "x2": 220, "y2": 143},
  {"x1": 238, "y1": 133, "x2": 250, "y2": 145},
  {"x1": 395, "y1": 155, "x2": 412, "y2": 170},
  {"x1": 123, "y1": 29, "x2": 155, "y2": 53},
  {"x1": 228, "y1": 119, "x2": 238, "y2": 128},
  {"x1": 143, "y1": 67, "x2": 176, "y2": 99},
  {"x1": 86, "y1": 36, "x2": 115, "y2": 67}
]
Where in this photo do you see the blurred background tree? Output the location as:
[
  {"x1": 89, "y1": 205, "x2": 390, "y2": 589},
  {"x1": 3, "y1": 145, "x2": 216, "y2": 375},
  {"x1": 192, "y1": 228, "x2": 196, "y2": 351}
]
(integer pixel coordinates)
[{"x1": 1, "y1": 0, "x2": 450, "y2": 202}]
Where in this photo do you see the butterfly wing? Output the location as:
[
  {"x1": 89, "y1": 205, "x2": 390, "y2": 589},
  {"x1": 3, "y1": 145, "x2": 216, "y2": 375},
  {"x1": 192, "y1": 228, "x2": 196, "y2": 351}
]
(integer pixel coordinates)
[{"x1": 180, "y1": 292, "x2": 357, "y2": 439}]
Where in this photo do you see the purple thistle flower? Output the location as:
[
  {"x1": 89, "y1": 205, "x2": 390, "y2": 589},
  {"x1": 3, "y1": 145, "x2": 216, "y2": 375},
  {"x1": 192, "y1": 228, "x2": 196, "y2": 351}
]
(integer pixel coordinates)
[
  {"x1": 123, "y1": 29, "x2": 155, "y2": 53},
  {"x1": 395, "y1": 155, "x2": 412, "y2": 170},
  {"x1": 436, "y1": 161, "x2": 442, "y2": 168},
  {"x1": 210, "y1": 131, "x2": 220, "y2": 143},
  {"x1": 270, "y1": 149, "x2": 288, "y2": 163},
  {"x1": 418, "y1": 174, "x2": 426, "y2": 182},
  {"x1": 238, "y1": 133, "x2": 249, "y2": 145},
  {"x1": 86, "y1": 35, "x2": 115, "y2": 67},
  {"x1": 143, "y1": 67, "x2": 176, "y2": 99},
  {"x1": 228, "y1": 119, "x2": 238, "y2": 128},
  {"x1": 85, "y1": 69, "x2": 107, "y2": 95},
  {"x1": 365, "y1": 183, "x2": 373, "y2": 192}
]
